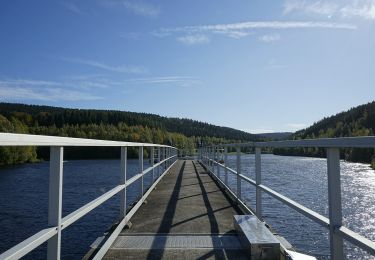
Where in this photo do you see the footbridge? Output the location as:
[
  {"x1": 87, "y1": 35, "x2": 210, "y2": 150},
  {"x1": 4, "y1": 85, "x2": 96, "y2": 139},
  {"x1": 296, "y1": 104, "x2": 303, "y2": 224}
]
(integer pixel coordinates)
[{"x1": 0, "y1": 133, "x2": 375, "y2": 259}]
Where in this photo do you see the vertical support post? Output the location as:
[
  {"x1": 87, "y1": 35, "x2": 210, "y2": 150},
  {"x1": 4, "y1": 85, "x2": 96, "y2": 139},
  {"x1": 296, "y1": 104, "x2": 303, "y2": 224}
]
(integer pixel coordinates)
[
  {"x1": 151, "y1": 146, "x2": 155, "y2": 182},
  {"x1": 167, "y1": 148, "x2": 169, "y2": 168},
  {"x1": 47, "y1": 147, "x2": 63, "y2": 260},
  {"x1": 160, "y1": 147, "x2": 163, "y2": 172},
  {"x1": 217, "y1": 147, "x2": 220, "y2": 179},
  {"x1": 211, "y1": 147, "x2": 214, "y2": 172},
  {"x1": 165, "y1": 147, "x2": 168, "y2": 168},
  {"x1": 236, "y1": 146, "x2": 242, "y2": 201},
  {"x1": 255, "y1": 147, "x2": 262, "y2": 219},
  {"x1": 120, "y1": 147, "x2": 127, "y2": 218},
  {"x1": 213, "y1": 146, "x2": 216, "y2": 174},
  {"x1": 139, "y1": 146, "x2": 144, "y2": 201},
  {"x1": 327, "y1": 148, "x2": 344, "y2": 260},
  {"x1": 224, "y1": 147, "x2": 228, "y2": 186},
  {"x1": 158, "y1": 147, "x2": 161, "y2": 178}
]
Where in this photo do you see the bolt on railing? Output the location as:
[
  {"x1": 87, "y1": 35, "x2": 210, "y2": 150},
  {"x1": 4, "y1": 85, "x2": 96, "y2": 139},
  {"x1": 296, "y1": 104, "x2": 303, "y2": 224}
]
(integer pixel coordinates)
[{"x1": 199, "y1": 137, "x2": 375, "y2": 260}]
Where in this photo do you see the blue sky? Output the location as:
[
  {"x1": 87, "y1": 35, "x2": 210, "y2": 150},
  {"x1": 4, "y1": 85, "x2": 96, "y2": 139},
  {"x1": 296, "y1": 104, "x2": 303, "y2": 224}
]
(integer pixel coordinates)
[{"x1": 0, "y1": 0, "x2": 375, "y2": 133}]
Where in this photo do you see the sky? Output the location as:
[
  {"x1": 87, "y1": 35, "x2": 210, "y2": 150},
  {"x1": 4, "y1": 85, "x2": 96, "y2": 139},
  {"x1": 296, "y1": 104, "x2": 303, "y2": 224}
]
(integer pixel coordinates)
[{"x1": 0, "y1": 0, "x2": 375, "y2": 133}]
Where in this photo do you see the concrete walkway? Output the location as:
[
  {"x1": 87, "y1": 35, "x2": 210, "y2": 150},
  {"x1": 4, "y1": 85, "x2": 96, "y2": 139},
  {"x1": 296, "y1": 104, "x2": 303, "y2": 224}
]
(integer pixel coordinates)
[{"x1": 104, "y1": 160, "x2": 248, "y2": 259}]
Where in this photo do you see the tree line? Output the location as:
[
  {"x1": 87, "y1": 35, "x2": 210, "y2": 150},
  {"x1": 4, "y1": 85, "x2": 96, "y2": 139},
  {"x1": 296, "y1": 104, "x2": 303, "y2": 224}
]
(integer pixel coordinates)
[
  {"x1": 273, "y1": 101, "x2": 375, "y2": 169},
  {"x1": 0, "y1": 103, "x2": 258, "y2": 165}
]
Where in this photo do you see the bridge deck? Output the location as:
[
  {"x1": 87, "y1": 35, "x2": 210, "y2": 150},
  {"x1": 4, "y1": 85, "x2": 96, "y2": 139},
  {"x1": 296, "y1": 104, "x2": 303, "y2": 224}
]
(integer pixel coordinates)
[{"x1": 103, "y1": 160, "x2": 248, "y2": 259}]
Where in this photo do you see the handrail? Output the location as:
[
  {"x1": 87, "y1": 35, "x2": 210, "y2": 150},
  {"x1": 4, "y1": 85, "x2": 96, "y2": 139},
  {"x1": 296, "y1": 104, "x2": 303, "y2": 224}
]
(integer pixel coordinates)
[
  {"x1": 199, "y1": 137, "x2": 375, "y2": 260},
  {"x1": 0, "y1": 133, "x2": 178, "y2": 260},
  {"x1": 205, "y1": 135, "x2": 375, "y2": 148},
  {"x1": 0, "y1": 133, "x2": 174, "y2": 147}
]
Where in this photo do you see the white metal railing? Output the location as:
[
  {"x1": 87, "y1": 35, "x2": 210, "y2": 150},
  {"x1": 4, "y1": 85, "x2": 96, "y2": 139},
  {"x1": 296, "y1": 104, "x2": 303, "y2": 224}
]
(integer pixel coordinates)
[
  {"x1": 199, "y1": 136, "x2": 375, "y2": 260},
  {"x1": 0, "y1": 133, "x2": 178, "y2": 260}
]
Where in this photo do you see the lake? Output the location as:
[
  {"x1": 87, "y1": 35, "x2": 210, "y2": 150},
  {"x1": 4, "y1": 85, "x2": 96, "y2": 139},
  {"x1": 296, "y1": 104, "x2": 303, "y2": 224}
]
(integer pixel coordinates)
[{"x1": 0, "y1": 155, "x2": 374, "y2": 259}]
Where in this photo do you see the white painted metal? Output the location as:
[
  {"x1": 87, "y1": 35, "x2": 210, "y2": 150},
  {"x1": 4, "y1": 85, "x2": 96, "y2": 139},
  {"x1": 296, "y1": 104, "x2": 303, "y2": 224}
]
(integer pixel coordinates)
[
  {"x1": 47, "y1": 147, "x2": 63, "y2": 260},
  {"x1": 236, "y1": 146, "x2": 241, "y2": 201},
  {"x1": 327, "y1": 148, "x2": 344, "y2": 260},
  {"x1": 224, "y1": 147, "x2": 228, "y2": 186},
  {"x1": 208, "y1": 136, "x2": 375, "y2": 148},
  {"x1": 217, "y1": 147, "x2": 220, "y2": 179},
  {"x1": 62, "y1": 184, "x2": 125, "y2": 229},
  {"x1": 336, "y1": 226, "x2": 375, "y2": 255},
  {"x1": 139, "y1": 147, "x2": 144, "y2": 202},
  {"x1": 200, "y1": 160, "x2": 255, "y2": 215},
  {"x1": 0, "y1": 133, "x2": 174, "y2": 148},
  {"x1": 200, "y1": 136, "x2": 375, "y2": 259},
  {"x1": 0, "y1": 228, "x2": 57, "y2": 260},
  {"x1": 158, "y1": 147, "x2": 161, "y2": 178},
  {"x1": 120, "y1": 147, "x2": 127, "y2": 218},
  {"x1": 255, "y1": 147, "x2": 262, "y2": 219},
  {"x1": 92, "y1": 158, "x2": 178, "y2": 259},
  {"x1": 151, "y1": 147, "x2": 154, "y2": 181},
  {"x1": 0, "y1": 133, "x2": 178, "y2": 260}
]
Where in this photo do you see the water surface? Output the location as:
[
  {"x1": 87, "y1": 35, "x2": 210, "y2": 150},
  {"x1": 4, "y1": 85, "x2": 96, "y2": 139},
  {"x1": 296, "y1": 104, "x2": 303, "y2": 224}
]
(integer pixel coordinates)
[{"x1": 0, "y1": 155, "x2": 374, "y2": 259}]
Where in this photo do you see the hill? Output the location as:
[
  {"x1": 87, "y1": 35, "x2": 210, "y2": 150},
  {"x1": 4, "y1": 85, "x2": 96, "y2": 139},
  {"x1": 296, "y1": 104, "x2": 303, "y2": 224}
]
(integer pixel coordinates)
[
  {"x1": 274, "y1": 101, "x2": 375, "y2": 168},
  {"x1": 0, "y1": 102, "x2": 259, "y2": 165},
  {"x1": 257, "y1": 132, "x2": 292, "y2": 140}
]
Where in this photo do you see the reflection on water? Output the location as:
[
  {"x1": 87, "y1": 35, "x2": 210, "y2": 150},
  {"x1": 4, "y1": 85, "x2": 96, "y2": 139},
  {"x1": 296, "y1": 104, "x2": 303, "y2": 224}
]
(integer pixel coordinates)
[
  {"x1": 0, "y1": 155, "x2": 374, "y2": 259},
  {"x1": 222, "y1": 154, "x2": 375, "y2": 259}
]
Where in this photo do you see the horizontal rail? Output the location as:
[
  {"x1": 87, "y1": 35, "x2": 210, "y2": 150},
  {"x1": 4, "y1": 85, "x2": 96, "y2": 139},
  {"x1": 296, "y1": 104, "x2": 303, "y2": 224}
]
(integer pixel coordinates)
[
  {"x1": 61, "y1": 184, "x2": 126, "y2": 229},
  {"x1": 0, "y1": 133, "x2": 176, "y2": 148},
  {"x1": 336, "y1": 227, "x2": 375, "y2": 256},
  {"x1": 92, "y1": 159, "x2": 178, "y2": 259},
  {"x1": 258, "y1": 184, "x2": 330, "y2": 228},
  {"x1": 0, "y1": 133, "x2": 178, "y2": 260},
  {"x1": 207, "y1": 157, "x2": 329, "y2": 226},
  {"x1": 200, "y1": 154, "x2": 375, "y2": 258},
  {"x1": 207, "y1": 136, "x2": 375, "y2": 148},
  {"x1": 0, "y1": 227, "x2": 57, "y2": 260}
]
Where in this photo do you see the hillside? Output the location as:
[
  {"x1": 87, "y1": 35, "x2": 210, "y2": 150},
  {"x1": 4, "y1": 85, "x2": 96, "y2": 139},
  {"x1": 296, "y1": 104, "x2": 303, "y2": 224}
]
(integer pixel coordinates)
[
  {"x1": 257, "y1": 132, "x2": 292, "y2": 140},
  {"x1": 0, "y1": 102, "x2": 259, "y2": 165},
  {"x1": 274, "y1": 101, "x2": 375, "y2": 168}
]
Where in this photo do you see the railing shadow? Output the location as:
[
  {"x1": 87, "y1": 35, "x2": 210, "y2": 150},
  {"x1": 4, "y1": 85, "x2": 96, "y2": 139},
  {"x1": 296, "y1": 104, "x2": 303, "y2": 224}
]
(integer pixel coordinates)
[{"x1": 146, "y1": 161, "x2": 185, "y2": 260}]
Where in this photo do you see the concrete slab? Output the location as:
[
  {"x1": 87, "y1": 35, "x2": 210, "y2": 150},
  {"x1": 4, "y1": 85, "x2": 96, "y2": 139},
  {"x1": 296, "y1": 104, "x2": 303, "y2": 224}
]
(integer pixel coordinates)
[{"x1": 104, "y1": 160, "x2": 248, "y2": 259}]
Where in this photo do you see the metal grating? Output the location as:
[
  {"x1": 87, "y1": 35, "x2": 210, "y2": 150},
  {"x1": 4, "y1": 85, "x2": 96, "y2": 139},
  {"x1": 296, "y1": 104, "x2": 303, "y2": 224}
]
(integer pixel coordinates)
[{"x1": 111, "y1": 235, "x2": 243, "y2": 250}]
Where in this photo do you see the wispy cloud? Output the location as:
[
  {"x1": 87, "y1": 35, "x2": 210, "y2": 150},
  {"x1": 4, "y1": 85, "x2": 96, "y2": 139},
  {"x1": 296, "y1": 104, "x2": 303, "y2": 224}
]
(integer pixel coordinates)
[
  {"x1": 177, "y1": 34, "x2": 210, "y2": 45},
  {"x1": 61, "y1": 57, "x2": 147, "y2": 74},
  {"x1": 0, "y1": 84, "x2": 101, "y2": 102},
  {"x1": 153, "y1": 20, "x2": 356, "y2": 43},
  {"x1": 123, "y1": 76, "x2": 202, "y2": 87},
  {"x1": 284, "y1": 0, "x2": 375, "y2": 19},
  {"x1": 259, "y1": 33, "x2": 281, "y2": 42},
  {"x1": 60, "y1": 2, "x2": 82, "y2": 14},
  {"x1": 265, "y1": 59, "x2": 287, "y2": 70},
  {"x1": 0, "y1": 74, "x2": 200, "y2": 102},
  {"x1": 123, "y1": 1, "x2": 160, "y2": 18},
  {"x1": 286, "y1": 123, "x2": 307, "y2": 130}
]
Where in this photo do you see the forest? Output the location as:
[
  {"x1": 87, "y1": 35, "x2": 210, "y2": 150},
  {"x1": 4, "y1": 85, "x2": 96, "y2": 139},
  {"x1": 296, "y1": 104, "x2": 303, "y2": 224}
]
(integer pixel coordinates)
[
  {"x1": 273, "y1": 101, "x2": 375, "y2": 169},
  {"x1": 0, "y1": 102, "x2": 259, "y2": 165}
]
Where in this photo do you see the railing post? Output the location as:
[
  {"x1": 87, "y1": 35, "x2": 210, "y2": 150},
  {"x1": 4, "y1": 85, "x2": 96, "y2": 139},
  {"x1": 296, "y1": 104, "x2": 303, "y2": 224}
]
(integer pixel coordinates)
[
  {"x1": 236, "y1": 146, "x2": 242, "y2": 201},
  {"x1": 224, "y1": 147, "x2": 228, "y2": 186},
  {"x1": 158, "y1": 147, "x2": 161, "y2": 178},
  {"x1": 151, "y1": 147, "x2": 155, "y2": 182},
  {"x1": 255, "y1": 147, "x2": 262, "y2": 219},
  {"x1": 327, "y1": 148, "x2": 344, "y2": 260},
  {"x1": 211, "y1": 147, "x2": 214, "y2": 172},
  {"x1": 139, "y1": 146, "x2": 144, "y2": 200},
  {"x1": 47, "y1": 147, "x2": 63, "y2": 260},
  {"x1": 164, "y1": 147, "x2": 167, "y2": 171},
  {"x1": 213, "y1": 146, "x2": 216, "y2": 174},
  {"x1": 120, "y1": 147, "x2": 127, "y2": 218},
  {"x1": 217, "y1": 147, "x2": 220, "y2": 179}
]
